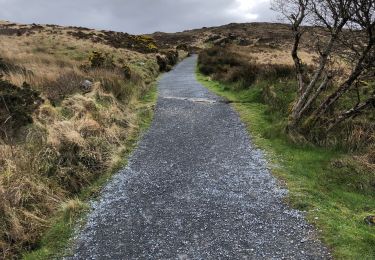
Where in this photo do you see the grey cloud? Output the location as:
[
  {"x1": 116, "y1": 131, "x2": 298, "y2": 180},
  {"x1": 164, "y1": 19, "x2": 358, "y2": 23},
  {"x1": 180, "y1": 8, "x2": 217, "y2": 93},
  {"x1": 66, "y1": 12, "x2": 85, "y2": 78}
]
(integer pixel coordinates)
[{"x1": 0, "y1": 0, "x2": 276, "y2": 34}]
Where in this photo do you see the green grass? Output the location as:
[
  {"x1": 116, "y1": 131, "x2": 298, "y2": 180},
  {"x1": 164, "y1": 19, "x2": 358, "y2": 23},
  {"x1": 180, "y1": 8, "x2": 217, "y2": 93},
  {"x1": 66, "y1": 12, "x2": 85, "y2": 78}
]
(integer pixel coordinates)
[
  {"x1": 197, "y1": 72, "x2": 375, "y2": 259},
  {"x1": 22, "y1": 84, "x2": 158, "y2": 260}
]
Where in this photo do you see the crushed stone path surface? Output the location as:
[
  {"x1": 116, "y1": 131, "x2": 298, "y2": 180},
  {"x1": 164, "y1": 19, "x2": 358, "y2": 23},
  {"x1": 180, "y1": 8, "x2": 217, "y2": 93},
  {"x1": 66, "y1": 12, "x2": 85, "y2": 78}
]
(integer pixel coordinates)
[{"x1": 67, "y1": 56, "x2": 330, "y2": 259}]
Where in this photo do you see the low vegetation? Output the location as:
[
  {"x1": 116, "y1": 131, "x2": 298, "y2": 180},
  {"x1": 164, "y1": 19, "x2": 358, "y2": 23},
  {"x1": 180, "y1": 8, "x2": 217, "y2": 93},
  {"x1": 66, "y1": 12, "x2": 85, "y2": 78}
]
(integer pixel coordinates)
[
  {"x1": 199, "y1": 44, "x2": 374, "y2": 153},
  {"x1": 0, "y1": 21, "x2": 165, "y2": 259},
  {"x1": 1, "y1": 10, "x2": 373, "y2": 258},
  {"x1": 22, "y1": 85, "x2": 158, "y2": 260},
  {"x1": 198, "y1": 46, "x2": 296, "y2": 89},
  {"x1": 197, "y1": 45, "x2": 374, "y2": 258}
]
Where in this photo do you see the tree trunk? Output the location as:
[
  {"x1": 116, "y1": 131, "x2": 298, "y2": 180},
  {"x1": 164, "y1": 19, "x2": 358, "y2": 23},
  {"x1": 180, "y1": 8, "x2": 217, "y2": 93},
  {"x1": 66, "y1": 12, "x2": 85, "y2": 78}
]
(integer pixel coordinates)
[
  {"x1": 288, "y1": 32, "x2": 339, "y2": 128},
  {"x1": 314, "y1": 40, "x2": 374, "y2": 119},
  {"x1": 326, "y1": 94, "x2": 375, "y2": 132},
  {"x1": 292, "y1": 30, "x2": 305, "y2": 96}
]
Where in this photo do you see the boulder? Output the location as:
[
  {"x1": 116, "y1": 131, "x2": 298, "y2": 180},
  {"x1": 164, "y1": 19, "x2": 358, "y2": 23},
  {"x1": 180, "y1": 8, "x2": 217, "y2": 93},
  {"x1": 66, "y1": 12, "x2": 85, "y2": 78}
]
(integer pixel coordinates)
[{"x1": 81, "y1": 80, "x2": 93, "y2": 93}]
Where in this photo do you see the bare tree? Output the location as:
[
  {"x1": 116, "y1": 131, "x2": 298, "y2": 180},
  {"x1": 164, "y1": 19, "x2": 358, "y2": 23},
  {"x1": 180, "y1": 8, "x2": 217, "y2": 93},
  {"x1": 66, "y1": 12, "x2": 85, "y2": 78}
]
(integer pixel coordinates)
[
  {"x1": 273, "y1": 0, "x2": 374, "y2": 134},
  {"x1": 272, "y1": 0, "x2": 310, "y2": 96}
]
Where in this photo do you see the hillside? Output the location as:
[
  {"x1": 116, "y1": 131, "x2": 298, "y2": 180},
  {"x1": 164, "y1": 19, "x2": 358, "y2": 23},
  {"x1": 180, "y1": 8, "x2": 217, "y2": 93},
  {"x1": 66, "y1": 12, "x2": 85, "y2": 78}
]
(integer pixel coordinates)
[
  {"x1": 153, "y1": 22, "x2": 371, "y2": 69},
  {"x1": 0, "y1": 20, "x2": 374, "y2": 259},
  {"x1": 0, "y1": 20, "x2": 187, "y2": 258}
]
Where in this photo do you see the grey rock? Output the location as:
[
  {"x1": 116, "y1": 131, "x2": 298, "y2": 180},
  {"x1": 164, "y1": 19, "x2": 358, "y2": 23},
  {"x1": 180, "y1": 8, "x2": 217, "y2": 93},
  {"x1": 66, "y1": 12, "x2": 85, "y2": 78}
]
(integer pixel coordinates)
[{"x1": 81, "y1": 79, "x2": 93, "y2": 93}]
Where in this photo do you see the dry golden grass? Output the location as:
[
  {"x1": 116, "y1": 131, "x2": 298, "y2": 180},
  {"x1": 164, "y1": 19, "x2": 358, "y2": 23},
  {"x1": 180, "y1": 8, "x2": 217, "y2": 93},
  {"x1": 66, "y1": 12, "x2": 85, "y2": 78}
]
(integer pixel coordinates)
[
  {"x1": 0, "y1": 22, "x2": 159, "y2": 258},
  {"x1": 232, "y1": 44, "x2": 317, "y2": 66},
  {"x1": 60, "y1": 199, "x2": 88, "y2": 224}
]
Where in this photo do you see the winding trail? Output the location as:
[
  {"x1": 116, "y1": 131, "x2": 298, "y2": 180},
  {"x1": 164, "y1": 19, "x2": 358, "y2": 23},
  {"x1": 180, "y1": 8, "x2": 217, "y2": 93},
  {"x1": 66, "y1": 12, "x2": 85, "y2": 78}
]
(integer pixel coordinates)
[{"x1": 68, "y1": 56, "x2": 330, "y2": 259}]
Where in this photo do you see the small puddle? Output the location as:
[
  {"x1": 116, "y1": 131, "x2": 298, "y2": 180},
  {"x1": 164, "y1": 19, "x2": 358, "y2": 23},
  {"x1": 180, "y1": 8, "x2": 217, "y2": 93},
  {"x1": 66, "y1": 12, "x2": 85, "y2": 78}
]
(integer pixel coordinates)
[{"x1": 162, "y1": 96, "x2": 219, "y2": 104}]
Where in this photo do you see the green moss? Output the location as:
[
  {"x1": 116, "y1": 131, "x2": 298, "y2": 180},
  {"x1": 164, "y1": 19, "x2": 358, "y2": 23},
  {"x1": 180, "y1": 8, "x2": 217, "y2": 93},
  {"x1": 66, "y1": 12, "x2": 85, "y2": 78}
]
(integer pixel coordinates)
[{"x1": 197, "y1": 72, "x2": 375, "y2": 259}]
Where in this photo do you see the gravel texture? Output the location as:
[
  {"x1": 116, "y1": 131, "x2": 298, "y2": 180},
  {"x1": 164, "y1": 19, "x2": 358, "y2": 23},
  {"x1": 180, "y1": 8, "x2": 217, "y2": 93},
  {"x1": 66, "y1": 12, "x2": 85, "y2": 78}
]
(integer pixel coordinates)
[{"x1": 67, "y1": 56, "x2": 330, "y2": 259}]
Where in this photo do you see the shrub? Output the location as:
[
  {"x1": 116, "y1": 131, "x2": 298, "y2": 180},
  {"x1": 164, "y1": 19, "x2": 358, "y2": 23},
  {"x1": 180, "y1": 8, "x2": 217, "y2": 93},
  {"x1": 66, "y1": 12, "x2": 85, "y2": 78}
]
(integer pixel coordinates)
[
  {"x1": 88, "y1": 51, "x2": 115, "y2": 68},
  {"x1": 147, "y1": 43, "x2": 158, "y2": 51},
  {"x1": 0, "y1": 57, "x2": 8, "y2": 72},
  {"x1": 89, "y1": 51, "x2": 105, "y2": 68},
  {"x1": 133, "y1": 35, "x2": 158, "y2": 53},
  {"x1": 257, "y1": 64, "x2": 295, "y2": 80},
  {"x1": 218, "y1": 63, "x2": 259, "y2": 89},
  {"x1": 156, "y1": 51, "x2": 179, "y2": 72},
  {"x1": 122, "y1": 65, "x2": 132, "y2": 79},
  {"x1": 42, "y1": 71, "x2": 85, "y2": 104},
  {"x1": 262, "y1": 82, "x2": 296, "y2": 116},
  {"x1": 0, "y1": 80, "x2": 43, "y2": 138},
  {"x1": 199, "y1": 47, "x2": 295, "y2": 89},
  {"x1": 176, "y1": 44, "x2": 189, "y2": 52},
  {"x1": 0, "y1": 57, "x2": 27, "y2": 74},
  {"x1": 165, "y1": 50, "x2": 179, "y2": 66},
  {"x1": 100, "y1": 77, "x2": 135, "y2": 102},
  {"x1": 198, "y1": 47, "x2": 258, "y2": 89},
  {"x1": 156, "y1": 55, "x2": 168, "y2": 72}
]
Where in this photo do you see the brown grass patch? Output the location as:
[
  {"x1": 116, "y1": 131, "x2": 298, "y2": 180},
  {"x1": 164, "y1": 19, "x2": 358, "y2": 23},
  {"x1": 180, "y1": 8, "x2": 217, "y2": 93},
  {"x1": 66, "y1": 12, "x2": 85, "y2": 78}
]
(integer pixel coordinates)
[{"x1": 0, "y1": 23, "x2": 159, "y2": 258}]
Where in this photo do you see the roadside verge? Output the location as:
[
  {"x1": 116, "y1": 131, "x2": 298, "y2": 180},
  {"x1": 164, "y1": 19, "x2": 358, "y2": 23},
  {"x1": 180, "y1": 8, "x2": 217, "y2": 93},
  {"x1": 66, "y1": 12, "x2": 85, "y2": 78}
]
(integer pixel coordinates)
[{"x1": 197, "y1": 72, "x2": 375, "y2": 259}]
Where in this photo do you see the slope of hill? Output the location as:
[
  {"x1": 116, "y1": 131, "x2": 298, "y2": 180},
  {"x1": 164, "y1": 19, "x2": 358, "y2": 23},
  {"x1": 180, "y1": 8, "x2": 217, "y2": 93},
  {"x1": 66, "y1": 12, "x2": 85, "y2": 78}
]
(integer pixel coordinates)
[
  {"x1": 152, "y1": 22, "x2": 323, "y2": 66},
  {"x1": 0, "y1": 20, "x2": 373, "y2": 259},
  {"x1": 152, "y1": 22, "x2": 294, "y2": 47},
  {"x1": 0, "y1": 20, "x2": 189, "y2": 259}
]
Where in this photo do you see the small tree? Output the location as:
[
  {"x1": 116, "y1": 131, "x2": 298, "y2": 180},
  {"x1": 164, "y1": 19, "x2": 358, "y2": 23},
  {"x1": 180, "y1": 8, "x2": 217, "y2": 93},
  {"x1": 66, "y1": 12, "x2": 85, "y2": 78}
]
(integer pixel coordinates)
[{"x1": 272, "y1": 0, "x2": 374, "y2": 134}]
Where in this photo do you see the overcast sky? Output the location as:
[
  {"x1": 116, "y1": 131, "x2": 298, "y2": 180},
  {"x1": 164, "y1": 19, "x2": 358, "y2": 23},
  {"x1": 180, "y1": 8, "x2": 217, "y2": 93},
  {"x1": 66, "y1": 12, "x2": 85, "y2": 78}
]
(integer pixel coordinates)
[{"x1": 0, "y1": 0, "x2": 277, "y2": 34}]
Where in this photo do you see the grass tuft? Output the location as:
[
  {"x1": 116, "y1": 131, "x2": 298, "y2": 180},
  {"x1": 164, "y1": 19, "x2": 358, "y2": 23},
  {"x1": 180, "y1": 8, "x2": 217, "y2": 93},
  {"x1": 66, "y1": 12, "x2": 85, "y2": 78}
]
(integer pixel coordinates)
[
  {"x1": 60, "y1": 199, "x2": 88, "y2": 224},
  {"x1": 22, "y1": 82, "x2": 158, "y2": 260},
  {"x1": 0, "y1": 24, "x2": 161, "y2": 259}
]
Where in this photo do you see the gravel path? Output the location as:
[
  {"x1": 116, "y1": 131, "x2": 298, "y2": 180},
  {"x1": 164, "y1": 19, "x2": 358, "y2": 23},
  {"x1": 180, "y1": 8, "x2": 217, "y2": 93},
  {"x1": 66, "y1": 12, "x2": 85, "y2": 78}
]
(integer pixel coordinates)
[{"x1": 68, "y1": 56, "x2": 330, "y2": 259}]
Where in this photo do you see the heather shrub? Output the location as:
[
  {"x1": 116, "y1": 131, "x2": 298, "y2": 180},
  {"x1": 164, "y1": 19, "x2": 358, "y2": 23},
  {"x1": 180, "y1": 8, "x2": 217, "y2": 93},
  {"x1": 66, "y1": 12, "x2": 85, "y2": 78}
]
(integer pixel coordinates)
[
  {"x1": 199, "y1": 47, "x2": 295, "y2": 89},
  {"x1": 42, "y1": 71, "x2": 85, "y2": 103},
  {"x1": 0, "y1": 80, "x2": 43, "y2": 138}
]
